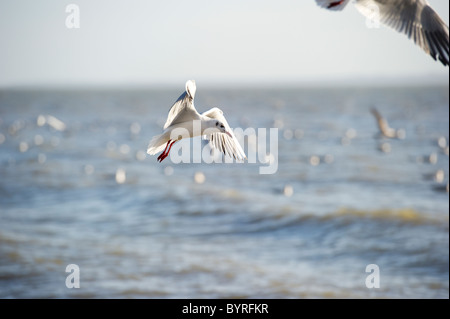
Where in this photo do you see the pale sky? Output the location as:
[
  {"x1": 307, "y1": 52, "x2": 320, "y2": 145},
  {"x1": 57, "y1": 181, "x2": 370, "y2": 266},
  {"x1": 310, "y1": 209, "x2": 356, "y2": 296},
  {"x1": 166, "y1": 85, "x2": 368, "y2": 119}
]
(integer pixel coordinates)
[{"x1": 0, "y1": 0, "x2": 448, "y2": 88}]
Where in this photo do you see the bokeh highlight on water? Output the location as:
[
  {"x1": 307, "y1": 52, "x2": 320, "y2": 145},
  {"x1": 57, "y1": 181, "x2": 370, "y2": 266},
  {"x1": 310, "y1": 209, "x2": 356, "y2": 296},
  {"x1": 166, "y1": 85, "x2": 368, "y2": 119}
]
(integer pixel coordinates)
[{"x1": 0, "y1": 86, "x2": 448, "y2": 298}]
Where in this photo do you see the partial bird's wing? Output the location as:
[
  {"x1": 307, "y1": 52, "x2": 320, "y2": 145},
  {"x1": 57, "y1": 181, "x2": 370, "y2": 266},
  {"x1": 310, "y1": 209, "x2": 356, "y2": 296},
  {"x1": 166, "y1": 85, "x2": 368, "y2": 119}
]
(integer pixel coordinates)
[
  {"x1": 163, "y1": 80, "x2": 200, "y2": 129},
  {"x1": 355, "y1": 0, "x2": 449, "y2": 66},
  {"x1": 370, "y1": 107, "x2": 396, "y2": 138},
  {"x1": 202, "y1": 107, "x2": 247, "y2": 161},
  {"x1": 316, "y1": 0, "x2": 352, "y2": 11}
]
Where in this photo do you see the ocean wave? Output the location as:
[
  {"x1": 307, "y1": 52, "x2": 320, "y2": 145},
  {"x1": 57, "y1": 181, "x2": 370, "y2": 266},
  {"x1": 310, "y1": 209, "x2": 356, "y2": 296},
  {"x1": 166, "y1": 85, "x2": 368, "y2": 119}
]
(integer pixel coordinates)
[{"x1": 313, "y1": 207, "x2": 449, "y2": 226}]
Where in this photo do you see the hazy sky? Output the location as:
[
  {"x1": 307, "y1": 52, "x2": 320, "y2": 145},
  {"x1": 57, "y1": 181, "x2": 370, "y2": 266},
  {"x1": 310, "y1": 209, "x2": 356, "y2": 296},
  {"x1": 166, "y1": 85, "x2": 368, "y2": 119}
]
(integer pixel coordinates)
[{"x1": 0, "y1": 0, "x2": 448, "y2": 88}]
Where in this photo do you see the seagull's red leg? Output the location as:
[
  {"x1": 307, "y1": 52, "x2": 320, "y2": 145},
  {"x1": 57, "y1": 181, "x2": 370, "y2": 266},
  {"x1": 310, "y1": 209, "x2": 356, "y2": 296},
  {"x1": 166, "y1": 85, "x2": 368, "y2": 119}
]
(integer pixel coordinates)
[
  {"x1": 158, "y1": 140, "x2": 177, "y2": 162},
  {"x1": 328, "y1": 0, "x2": 345, "y2": 9},
  {"x1": 164, "y1": 140, "x2": 177, "y2": 160},
  {"x1": 163, "y1": 140, "x2": 172, "y2": 154},
  {"x1": 157, "y1": 140, "x2": 171, "y2": 162},
  {"x1": 158, "y1": 152, "x2": 167, "y2": 162}
]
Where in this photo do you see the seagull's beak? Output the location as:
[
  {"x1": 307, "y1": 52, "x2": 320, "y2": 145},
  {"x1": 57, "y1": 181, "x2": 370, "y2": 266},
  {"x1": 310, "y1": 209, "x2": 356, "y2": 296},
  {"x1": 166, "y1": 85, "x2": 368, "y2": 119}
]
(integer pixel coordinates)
[{"x1": 225, "y1": 131, "x2": 232, "y2": 138}]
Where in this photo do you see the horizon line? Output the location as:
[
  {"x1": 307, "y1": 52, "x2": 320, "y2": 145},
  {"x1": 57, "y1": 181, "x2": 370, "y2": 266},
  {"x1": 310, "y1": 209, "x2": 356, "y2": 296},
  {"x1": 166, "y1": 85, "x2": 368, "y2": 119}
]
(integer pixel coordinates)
[{"x1": 1, "y1": 75, "x2": 448, "y2": 91}]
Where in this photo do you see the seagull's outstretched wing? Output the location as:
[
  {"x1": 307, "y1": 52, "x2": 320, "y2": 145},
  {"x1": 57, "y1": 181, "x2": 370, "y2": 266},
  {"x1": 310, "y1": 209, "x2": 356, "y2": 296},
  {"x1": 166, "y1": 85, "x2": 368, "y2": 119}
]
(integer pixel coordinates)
[
  {"x1": 202, "y1": 107, "x2": 247, "y2": 161},
  {"x1": 355, "y1": 0, "x2": 449, "y2": 66},
  {"x1": 163, "y1": 80, "x2": 200, "y2": 129},
  {"x1": 370, "y1": 108, "x2": 397, "y2": 138}
]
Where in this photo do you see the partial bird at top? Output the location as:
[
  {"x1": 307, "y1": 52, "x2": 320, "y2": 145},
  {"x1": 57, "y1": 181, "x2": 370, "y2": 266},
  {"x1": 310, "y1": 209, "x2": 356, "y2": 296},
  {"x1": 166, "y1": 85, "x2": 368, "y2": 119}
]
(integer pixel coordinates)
[
  {"x1": 147, "y1": 80, "x2": 246, "y2": 163},
  {"x1": 316, "y1": 0, "x2": 449, "y2": 66}
]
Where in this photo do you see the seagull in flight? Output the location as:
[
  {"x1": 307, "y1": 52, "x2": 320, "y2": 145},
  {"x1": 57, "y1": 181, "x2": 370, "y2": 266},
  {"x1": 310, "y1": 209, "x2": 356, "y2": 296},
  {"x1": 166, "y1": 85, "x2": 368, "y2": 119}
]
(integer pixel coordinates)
[
  {"x1": 316, "y1": 0, "x2": 449, "y2": 66},
  {"x1": 370, "y1": 108, "x2": 405, "y2": 139},
  {"x1": 147, "y1": 80, "x2": 246, "y2": 163}
]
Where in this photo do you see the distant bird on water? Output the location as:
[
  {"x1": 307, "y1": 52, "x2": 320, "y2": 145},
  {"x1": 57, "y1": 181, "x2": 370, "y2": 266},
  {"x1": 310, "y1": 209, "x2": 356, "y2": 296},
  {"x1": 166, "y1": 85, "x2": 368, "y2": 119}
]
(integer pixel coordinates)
[
  {"x1": 147, "y1": 80, "x2": 246, "y2": 162},
  {"x1": 316, "y1": 0, "x2": 449, "y2": 66}
]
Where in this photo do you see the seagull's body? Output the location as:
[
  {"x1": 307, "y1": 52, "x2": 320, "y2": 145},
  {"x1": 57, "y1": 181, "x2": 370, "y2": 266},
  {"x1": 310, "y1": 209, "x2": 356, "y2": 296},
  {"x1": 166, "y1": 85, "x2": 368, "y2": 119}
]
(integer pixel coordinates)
[
  {"x1": 316, "y1": 0, "x2": 449, "y2": 66},
  {"x1": 147, "y1": 80, "x2": 246, "y2": 162}
]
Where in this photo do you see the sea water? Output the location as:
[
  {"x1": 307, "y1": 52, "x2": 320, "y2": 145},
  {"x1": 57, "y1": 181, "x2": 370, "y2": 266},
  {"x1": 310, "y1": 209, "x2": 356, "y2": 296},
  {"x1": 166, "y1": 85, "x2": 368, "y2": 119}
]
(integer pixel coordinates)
[{"x1": 0, "y1": 85, "x2": 448, "y2": 298}]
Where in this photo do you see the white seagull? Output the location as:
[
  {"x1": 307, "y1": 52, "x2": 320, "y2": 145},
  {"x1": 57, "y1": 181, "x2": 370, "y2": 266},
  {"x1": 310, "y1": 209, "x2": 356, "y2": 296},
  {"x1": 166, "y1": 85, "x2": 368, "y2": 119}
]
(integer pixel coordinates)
[
  {"x1": 147, "y1": 80, "x2": 246, "y2": 163},
  {"x1": 316, "y1": 0, "x2": 449, "y2": 66}
]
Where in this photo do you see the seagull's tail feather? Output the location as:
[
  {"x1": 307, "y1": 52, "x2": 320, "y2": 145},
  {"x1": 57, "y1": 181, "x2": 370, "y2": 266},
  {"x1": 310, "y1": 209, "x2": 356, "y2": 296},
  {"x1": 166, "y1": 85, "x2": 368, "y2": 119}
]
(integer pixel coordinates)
[{"x1": 146, "y1": 132, "x2": 168, "y2": 155}]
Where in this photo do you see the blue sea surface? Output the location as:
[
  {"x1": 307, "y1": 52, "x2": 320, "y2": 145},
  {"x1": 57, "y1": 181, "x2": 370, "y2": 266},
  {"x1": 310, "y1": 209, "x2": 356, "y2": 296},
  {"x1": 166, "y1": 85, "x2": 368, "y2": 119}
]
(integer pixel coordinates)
[{"x1": 0, "y1": 85, "x2": 448, "y2": 298}]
